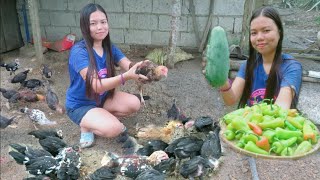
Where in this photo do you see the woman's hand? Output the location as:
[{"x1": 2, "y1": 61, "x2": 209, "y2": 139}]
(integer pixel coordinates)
[{"x1": 123, "y1": 61, "x2": 148, "y2": 81}]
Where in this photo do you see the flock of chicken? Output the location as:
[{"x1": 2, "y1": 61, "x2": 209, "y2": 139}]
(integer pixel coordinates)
[
  {"x1": 0, "y1": 59, "x2": 64, "y2": 129},
  {"x1": 1, "y1": 59, "x2": 223, "y2": 179}
]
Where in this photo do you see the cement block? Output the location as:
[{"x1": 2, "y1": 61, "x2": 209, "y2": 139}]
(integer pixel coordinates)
[
  {"x1": 75, "y1": 13, "x2": 80, "y2": 27},
  {"x1": 96, "y1": 0, "x2": 123, "y2": 12},
  {"x1": 70, "y1": 27, "x2": 83, "y2": 41},
  {"x1": 152, "y1": 31, "x2": 170, "y2": 45},
  {"x1": 187, "y1": 16, "x2": 209, "y2": 33},
  {"x1": 45, "y1": 26, "x2": 71, "y2": 41},
  {"x1": 39, "y1": 11, "x2": 51, "y2": 26},
  {"x1": 125, "y1": 30, "x2": 151, "y2": 44},
  {"x1": 40, "y1": 0, "x2": 67, "y2": 10},
  {"x1": 50, "y1": 12, "x2": 76, "y2": 26},
  {"x1": 214, "y1": 0, "x2": 245, "y2": 16},
  {"x1": 124, "y1": 0, "x2": 152, "y2": 13},
  {"x1": 110, "y1": 29, "x2": 124, "y2": 43},
  {"x1": 179, "y1": 32, "x2": 197, "y2": 47},
  {"x1": 108, "y1": 13, "x2": 129, "y2": 28},
  {"x1": 152, "y1": 0, "x2": 172, "y2": 14},
  {"x1": 182, "y1": 0, "x2": 210, "y2": 15},
  {"x1": 234, "y1": 17, "x2": 243, "y2": 33},
  {"x1": 158, "y1": 15, "x2": 188, "y2": 31},
  {"x1": 218, "y1": 17, "x2": 236, "y2": 32},
  {"x1": 68, "y1": 0, "x2": 93, "y2": 11},
  {"x1": 130, "y1": 14, "x2": 158, "y2": 30}
]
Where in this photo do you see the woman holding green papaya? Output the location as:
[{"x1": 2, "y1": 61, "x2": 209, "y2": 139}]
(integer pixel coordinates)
[{"x1": 219, "y1": 6, "x2": 302, "y2": 109}]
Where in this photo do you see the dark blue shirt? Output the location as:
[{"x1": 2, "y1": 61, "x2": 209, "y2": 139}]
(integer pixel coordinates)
[
  {"x1": 65, "y1": 40, "x2": 125, "y2": 109},
  {"x1": 237, "y1": 54, "x2": 302, "y2": 106}
]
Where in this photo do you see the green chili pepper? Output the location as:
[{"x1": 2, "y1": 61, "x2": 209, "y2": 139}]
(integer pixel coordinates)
[
  {"x1": 275, "y1": 127, "x2": 303, "y2": 140},
  {"x1": 293, "y1": 141, "x2": 312, "y2": 156},
  {"x1": 262, "y1": 130, "x2": 276, "y2": 143},
  {"x1": 223, "y1": 113, "x2": 238, "y2": 125},
  {"x1": 227, "y1": 123, "x2": 235, "y2": 131},
  {"x1": 271, "y1": 137, "x2": 297, "y2": 154},
  {"x1": 258, "y1": 118, "x2": 285, "y2": 130},
  {"x1": 250, "y1": 113, "x2": 264, "y2": 124},
  {"x1": 262, "y1": 115, "x2": 275, "y2": 122},
  {"x1": 241, "y1": 133, "x2": 258, "y2": 143},
  {"x1": 280, "y1": 147, "x2": 293, "y2": 156},
  {"x1": 287, "y1": 116, "x2": 303, "y2": 130},
  {"x1": 303, "y1": 120, "x2": 317, "y2": 144},
  {"x1": 293, "y1": 116, "x2": 306, "y2": 125},
  {"x1": 284, "y1": 120, "x2": 298, "y2": 131},
  {"x1": 251, "y1": 104, "x2": 262, "y2": 113},
  {"x1": 261, "y1": 102, "x2": 280, "y2": 117},
  {"x1": 235, "y1": 132, "x2": 244, "y2": 140},
  {"x1": 236, "y1": 138, "x2": 246, "y2": 148},
  {"x1": 224, "y1": 130, "x2": 235, "y2": 140},
  {"x1": 277, "y1": 108, "x2": 288, "y2": 118},
  {"x1": 231, "y1": 117, "x2": 251, "y2": 132},
  {"x1": 244, "y1": 141, "x2": 269, "y2": 155}
]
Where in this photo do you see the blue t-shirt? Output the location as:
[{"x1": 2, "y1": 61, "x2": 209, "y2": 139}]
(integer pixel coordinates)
[
  {"x1": 237, "y1": 54, "x2": 302, "y2": 106},
  {"x1": 65, "y1": 40, "x2": 125, "y2": 109}
]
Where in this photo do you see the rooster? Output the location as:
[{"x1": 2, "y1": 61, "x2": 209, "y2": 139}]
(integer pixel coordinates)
[
  {"x1": 11, "y1": 69, "x2": 30, "y2": 84},
  {"x1": 135, "y1": 61, "x2": 168, "y2": 105}
]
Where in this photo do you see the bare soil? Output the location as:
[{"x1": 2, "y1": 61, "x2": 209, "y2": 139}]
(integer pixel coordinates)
[{"x1": 1, "y1": 6, "x2": 320, "y2": 180}]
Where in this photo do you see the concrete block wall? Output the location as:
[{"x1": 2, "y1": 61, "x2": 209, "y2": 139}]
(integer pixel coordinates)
[{"x1": 16, "y1": 0, "x2": 245, "y2": 48}]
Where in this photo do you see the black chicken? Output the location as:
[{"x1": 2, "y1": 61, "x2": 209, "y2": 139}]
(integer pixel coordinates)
[
  {"x1": 56, "y1": 146, "x2": 81, "y2": 180},
  {"x1": 28, "y1": 129, "x2": 63, "y2": 140},
  {"x1": 0, "y1": 115, "x2": 15, "y2": 129},
  {"x1": 46, "y1": 85, "x2": 65, "y2": 114},
  {"x1": 25, "y1": 156, "x2": 60, "y2": 175},
  {"x1": 167, "y1": 99, "x2": 191, "y2": 124},
  {"x1": 0, "y1": 59, "x2": 20, "y2": 75},
  {"x1": 23, "y1": 175, "x2": 51, "y2": 180},
  {"x1": 42, "y1": 64, "x2": 53, "y2": 79},
  {"x1": 200, "y1": 122, "x2": 222, "y2": 160},
  {"x1": 0, "y1": 88, "x2": 18, "y2": 100},
  {"x1": 136, "y1": 140, "x2": 168, "y2": 156},
  {"x1": 89, "y1": 166, "x2": 118, "y2": 180},
  {"x1": 194, "y1": 116, "x2": 214, "y2": 132},
  {"x1": 165, "y1": 136, "x2": 203, "y2": 159},
  {"x1": 135, "y1": 61, "x2": 168, "y2": 105},
  {"x1": 11, "y1": 69, "x2": 30, "y2": 83},
  {"x1": 21, "y1": 79, "x2": 44, "y2": 89},
  {"x1": 39, "y1": 136, "x2": 68, "y2": 156},
  {"x1": 135, "y1": 169, "x2": 165, "y2": 180},
  {"x1": 179, "y1": 156, "x2": 213, "y2": 179},
  {"x1": 153, "y1": 157, "x2": 176, "y2": 175},
  {"x1": 9, "y1": 143, "x2": 52, "y2": 165},
  {"x1": 57, "y1": 161, "x2": 80, "y2": 180}
]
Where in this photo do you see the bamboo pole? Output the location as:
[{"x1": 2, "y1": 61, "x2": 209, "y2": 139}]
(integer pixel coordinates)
[{"x1": 28, "y1": 0, "x2": 43, "y2": 62}]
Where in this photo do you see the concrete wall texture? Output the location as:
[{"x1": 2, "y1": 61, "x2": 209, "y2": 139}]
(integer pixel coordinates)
[{"x1": 16, "y1": 0, "x2": 245, "y2": 48}]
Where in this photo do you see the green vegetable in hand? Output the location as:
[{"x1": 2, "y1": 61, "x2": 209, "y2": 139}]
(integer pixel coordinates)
[
  {"x1": 205, "y1": 26, "x2": 230, "y2": 87},
  {"x1": 244, "y1": 141, "x2": 269, "y2": 155}
]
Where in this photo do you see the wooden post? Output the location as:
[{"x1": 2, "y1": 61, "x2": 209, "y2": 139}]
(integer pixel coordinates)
[
  {"x1": 166, "y1": 0, "x2": 181, "y2": 69},
  {"x1": 28, "y1": 0, "x2": 43, "y2": 62},
  {"x1": 189, "y1": 0, "x2": 200, "y2": 49},
  {"x1": 239, "y1": 0, "x2": 256, "y2": 55}
]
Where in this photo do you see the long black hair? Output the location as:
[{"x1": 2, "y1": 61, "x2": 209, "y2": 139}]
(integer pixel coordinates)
[
  {"x1": 80, "y1": 3, "x2": 115, "y2": 102},
  {"x1": 238, "y1": 6, "x2": 285, "y2": 108}
]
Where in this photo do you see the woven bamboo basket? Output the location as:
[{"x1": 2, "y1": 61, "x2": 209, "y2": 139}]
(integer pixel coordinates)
[{"x1": 219, "y1": 120, "x2": 320, "y2": 160}]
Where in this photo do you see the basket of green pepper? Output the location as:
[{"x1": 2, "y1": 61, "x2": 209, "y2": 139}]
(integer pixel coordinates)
[{"x1": 220, "y1": 101, "x2": 320, "y2": 159}]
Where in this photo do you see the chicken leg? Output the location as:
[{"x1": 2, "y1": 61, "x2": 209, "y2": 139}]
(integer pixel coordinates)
[{"x1": 138, "y1": 85, "x2": 146, "y2": 106}]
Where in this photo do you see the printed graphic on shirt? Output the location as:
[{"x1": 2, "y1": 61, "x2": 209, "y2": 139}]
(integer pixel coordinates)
[
  {"x1": 249, "y1": 88, "x2": 265, "y2": 105},
  {"x1": 98, "y1": 68, "x2": 108, "y2": 78}
]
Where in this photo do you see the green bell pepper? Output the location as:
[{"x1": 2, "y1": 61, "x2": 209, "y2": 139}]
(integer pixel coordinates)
[
  {"x1": 275, "y1": 127, "x2": 303, "y2": 140},
  {"x1": 293, "y1": 141, "x2": 312, "y2": 156},
  {"x1": 244, "y1": 141, "x2": 269, "y2": 155},
  {"x1": 271, "y1": 137, "x2": 297, "y2": 154},
  {"x1": 258, "y1": 118, "x2": 285, "y2": 130}
]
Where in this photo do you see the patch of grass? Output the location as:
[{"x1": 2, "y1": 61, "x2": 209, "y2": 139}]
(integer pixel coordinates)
[{"x1": 315, "y1": 16, "x2": 320, "y2": 25}]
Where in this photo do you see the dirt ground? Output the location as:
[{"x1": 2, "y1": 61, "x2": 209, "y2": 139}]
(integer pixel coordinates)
[{"x1": 1, "y1": 6, "x2": 320, "y2": 180}]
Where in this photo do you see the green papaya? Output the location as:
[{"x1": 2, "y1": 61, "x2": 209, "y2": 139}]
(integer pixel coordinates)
[{"x1": 205, "y1": 26, "x2": 230, "y2": 87}]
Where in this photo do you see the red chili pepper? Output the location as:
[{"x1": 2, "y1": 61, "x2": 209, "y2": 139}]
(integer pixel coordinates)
[
  {"x1": 247, "y1": 122, "x2": 262, "y2": 135},
  {"x1": 256, "y1": 136, "x2": 270, "y2": 151}
]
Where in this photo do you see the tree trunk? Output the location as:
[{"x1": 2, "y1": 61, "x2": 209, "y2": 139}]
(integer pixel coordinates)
[
  {"x1": 239, "y1": 0, "x2": 256, "y2": 55},
  {"x1": 166, "y1": 0, "x2": 181, "y2": 69},
  {"x1": 29, "y1": 0, "x2": 43, "y2": 62}
]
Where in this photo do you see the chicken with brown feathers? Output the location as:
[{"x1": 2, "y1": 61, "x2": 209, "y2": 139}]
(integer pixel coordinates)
[{"x1": 135, "y1": 61, "x2": 168, "y2": 105}]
